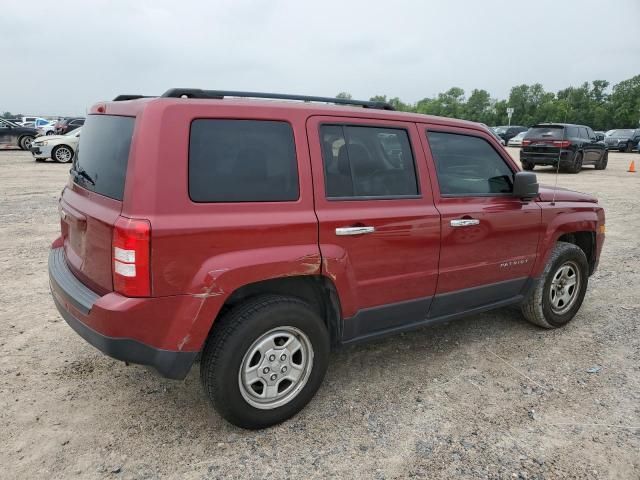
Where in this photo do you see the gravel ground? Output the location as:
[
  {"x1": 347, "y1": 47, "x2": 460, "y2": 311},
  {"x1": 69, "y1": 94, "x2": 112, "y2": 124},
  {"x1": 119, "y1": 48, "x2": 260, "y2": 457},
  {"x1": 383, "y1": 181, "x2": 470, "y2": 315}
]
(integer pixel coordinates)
[{"x1": 1, "y1": 148, "x2": 638, "y2": 479}]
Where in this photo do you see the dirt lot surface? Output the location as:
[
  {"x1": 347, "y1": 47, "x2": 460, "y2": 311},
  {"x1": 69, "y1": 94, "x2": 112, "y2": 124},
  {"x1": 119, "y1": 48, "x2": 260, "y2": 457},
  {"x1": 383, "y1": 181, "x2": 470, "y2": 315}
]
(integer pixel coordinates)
[{"x1": 1, "y1": 148, "x2": 639, "y2": 479}]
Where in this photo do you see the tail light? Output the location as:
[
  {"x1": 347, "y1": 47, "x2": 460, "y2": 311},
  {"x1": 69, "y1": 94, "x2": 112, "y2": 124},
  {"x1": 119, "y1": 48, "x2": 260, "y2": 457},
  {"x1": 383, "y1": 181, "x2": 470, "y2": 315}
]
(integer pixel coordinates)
[
  {"x1": 112, "y1": 216, "x2": 151, "y2": 297},
  {"x1": 522, "y1": 139, "x2": 531, "y2": 146},
  {"x1": 552, "y1": 140, "x2": 571, "y2": 148}
]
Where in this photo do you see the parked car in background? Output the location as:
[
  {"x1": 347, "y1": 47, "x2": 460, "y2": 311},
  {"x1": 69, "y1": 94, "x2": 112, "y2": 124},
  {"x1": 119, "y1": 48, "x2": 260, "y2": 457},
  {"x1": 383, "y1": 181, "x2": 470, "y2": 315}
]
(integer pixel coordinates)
[
  {"x1": 594, "y1": 131, "x2": 606, "y2": 141},
  {"x1": 18, "y1": 116, "x2": 50, "y2": 127},
  {"x1": 49, "y1": 89, "x2": 605, "y2": 429},
  {"x1": 604, "y1": 129, "x2": 640, "y2": 152},
  {"x1": 482, "y1": 124, "x2": 505, "y2": 145},
  {"x1": 494, "y1": 125, "x2": 528, "y2": 145},
  {"x1": 0, "y1": 118, "x2": 38, "y2": 150},
  {"x1": 36, "y1": 121, "x2": 57, "y2": 136},
  {"x1": 31, "y1": 128, "x2": 81, "y2": 163},
  {"x1": 520, "y1": 123, "x2": 607, "y2": 173},
  {"x1": 55, "y1": 117, "x2": 85, "y2": 134},
  {"x1": 507, "y1": 131, "x2": 527, "y2": 147}
]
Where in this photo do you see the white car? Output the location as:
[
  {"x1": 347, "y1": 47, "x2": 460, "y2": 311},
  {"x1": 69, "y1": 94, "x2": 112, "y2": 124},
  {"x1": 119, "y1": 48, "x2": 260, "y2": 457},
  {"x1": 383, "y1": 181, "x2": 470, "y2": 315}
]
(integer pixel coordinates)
[
  {"x1": 36, "y1": 121, "x2": 57, "y2": 137},
  {"x1": 30, "y1": 128, "x2": 81, "y2": 163},
  {"x1": 507, "y1": 131, "x2": 527, "y2": 147}
]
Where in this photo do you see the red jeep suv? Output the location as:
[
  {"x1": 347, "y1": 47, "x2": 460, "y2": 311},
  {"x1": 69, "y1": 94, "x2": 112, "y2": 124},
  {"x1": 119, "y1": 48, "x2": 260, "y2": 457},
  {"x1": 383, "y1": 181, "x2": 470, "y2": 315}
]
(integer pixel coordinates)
[{"x1": 49, "y1": 89, "x2": 605, "y2": 429}]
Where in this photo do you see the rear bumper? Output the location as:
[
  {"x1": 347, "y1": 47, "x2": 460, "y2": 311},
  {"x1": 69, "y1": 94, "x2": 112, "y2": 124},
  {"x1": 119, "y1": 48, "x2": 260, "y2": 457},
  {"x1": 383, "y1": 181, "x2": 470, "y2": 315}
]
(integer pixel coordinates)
[
  {"x1": 48, "y1": 247, "x2": 198, "y2": 379},
  {"x1": 520, "y1": 149, "x2": 575, "y2": 165}
]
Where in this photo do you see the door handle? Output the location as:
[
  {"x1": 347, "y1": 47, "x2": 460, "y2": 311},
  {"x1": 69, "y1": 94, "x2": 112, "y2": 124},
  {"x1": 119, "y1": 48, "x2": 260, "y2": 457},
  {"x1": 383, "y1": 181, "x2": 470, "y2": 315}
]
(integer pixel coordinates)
[
  {"x1": 450, "y1": 219, "x2": 480, "y2": 227},
  {"x1": 335, "y1": 226, "x2": 375, "y2": 236}
]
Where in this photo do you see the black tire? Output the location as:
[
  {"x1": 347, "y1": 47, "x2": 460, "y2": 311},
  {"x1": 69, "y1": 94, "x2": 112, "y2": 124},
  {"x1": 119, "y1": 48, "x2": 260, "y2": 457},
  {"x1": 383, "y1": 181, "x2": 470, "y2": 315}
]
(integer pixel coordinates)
[
  {"x1": 625, "y1": 143, "x2": 632, "y2": 153},
  {"x1": 52, "y1": 145, "x2": 74, "y2": 163},
  {"x1": 200, "y1": 295, "x2": 330, "y2": 429},
  {"x1": 19, "y1": 135, "x2": 34, "y2": 151},
  {"x1": 521, "y1": 161, "x2": 535, "y2": 171},
  {"x1": 595, "y1": 150, "x2": 608, "y2": 170},
  {"x1": 566, "y1": 152, "x2": 583, "y2": 173},
  {"x1": 521, "y1": 241, "x2": 589, "y2": 329},
  {"x1": 46, "y1": 130, "x2": 55, "y2": 136}
]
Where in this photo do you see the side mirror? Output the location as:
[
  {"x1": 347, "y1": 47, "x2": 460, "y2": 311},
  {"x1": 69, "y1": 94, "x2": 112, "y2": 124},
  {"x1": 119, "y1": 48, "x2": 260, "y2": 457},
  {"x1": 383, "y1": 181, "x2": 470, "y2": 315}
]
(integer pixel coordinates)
[{"x1": 513, "y1": 171, "x2": 538, "y2": 200}]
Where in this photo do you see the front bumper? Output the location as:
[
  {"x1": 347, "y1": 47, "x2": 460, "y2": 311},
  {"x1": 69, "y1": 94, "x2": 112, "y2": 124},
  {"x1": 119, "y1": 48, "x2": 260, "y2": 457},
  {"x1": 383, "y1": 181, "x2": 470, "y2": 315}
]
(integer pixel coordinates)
[
  {"x1": 31, "y1": 143, "x2": 53, "y2": 159},
  {"x1": 48, "y1": 247, "x2": 198, "y2": 379}
]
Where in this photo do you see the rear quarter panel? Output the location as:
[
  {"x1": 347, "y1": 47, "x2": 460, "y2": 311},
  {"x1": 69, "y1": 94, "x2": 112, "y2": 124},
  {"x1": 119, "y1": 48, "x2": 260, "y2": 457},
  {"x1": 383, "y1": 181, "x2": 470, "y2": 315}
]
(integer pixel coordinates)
[{"x1": 121, "y1": 101, "x2": 320, "y2": 350}]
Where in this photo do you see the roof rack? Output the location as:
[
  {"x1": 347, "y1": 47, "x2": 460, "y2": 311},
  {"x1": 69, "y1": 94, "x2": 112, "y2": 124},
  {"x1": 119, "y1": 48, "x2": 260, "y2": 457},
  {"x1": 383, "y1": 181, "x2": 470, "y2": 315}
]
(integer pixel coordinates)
[
  {"x1": 112, "y1": 95, "x2": 155, "y2": 101},
  {"x1": 158, "y1": 88, "x2": 396, "y2": 111}
]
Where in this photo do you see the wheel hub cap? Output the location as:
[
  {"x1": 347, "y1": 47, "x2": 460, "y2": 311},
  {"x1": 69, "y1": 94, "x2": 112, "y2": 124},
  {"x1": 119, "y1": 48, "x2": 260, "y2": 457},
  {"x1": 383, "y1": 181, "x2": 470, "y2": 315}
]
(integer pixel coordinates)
[
  {"x1": 549, "y1": 261, "x2": 580, "y2": 314},
  {"x1": 238, "y1": 326, "x2": 313, "y2": 409}
]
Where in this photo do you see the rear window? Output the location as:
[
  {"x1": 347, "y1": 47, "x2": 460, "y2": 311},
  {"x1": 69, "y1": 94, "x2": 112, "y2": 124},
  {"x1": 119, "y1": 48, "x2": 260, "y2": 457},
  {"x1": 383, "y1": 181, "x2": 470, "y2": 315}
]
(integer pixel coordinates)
[
  {"x1": 611, "y1": 129, "x2": 634, "y2": 138},
  {"x1": 189, "y1": 119, "x2": 298, "y2": 202},
  {"x1": 526, "y1": 126, "x2": 568, "y2": 139},
  {"x1": 73, "y1": 115, "x2": 134, "y2": 200}
]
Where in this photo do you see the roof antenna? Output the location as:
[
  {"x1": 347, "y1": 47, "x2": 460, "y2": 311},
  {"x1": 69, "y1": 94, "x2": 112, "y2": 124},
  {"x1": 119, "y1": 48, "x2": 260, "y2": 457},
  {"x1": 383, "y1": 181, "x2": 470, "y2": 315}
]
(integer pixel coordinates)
[{"x1": 551, "y1": 107, "x2": 569, "y2": 206}]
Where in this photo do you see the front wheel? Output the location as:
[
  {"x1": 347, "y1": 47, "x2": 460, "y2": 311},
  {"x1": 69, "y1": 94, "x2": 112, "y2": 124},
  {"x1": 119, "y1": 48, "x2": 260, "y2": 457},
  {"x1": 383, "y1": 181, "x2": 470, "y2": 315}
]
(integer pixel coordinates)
[
  {"x1": 52, "y1": 145, "x2": 74, "y2": 163},
  {"x1": 19, "y1": 135, "x2": 34, "y2": 150},
  {"x1": 200, "y1": 295, "x2": 330, "y2": 429},
  {"x1": 521, "y1": 241, "x2": 589, "y2": 328}
]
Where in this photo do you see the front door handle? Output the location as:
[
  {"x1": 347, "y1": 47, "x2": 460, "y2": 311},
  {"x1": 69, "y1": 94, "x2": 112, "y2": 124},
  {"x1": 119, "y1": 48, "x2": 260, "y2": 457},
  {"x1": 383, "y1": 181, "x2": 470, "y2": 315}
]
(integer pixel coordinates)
[
  {"x1": 335, "y1": 226, "x2": 375, "y2": 236},
  {"x1": 450, "y1": 219, "x2": 480, "y2": 227}
]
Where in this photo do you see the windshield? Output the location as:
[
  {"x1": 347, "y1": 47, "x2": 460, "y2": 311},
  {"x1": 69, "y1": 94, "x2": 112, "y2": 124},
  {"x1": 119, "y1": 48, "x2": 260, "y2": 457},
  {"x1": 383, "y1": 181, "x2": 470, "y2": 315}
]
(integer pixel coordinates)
[
  {"x1": 494, "y1": 127, "x2": 507, "y2": 134},
  {"x1": 610, "y1": 129, "x2": 634, "y2": 138}
]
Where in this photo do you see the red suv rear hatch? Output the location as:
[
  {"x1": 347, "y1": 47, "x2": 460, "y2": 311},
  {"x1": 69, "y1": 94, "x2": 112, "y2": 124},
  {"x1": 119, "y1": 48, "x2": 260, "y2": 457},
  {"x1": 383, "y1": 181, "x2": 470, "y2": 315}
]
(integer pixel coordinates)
[{"x1": 61, "y1": 114, "x2": 135, "y2": 294}]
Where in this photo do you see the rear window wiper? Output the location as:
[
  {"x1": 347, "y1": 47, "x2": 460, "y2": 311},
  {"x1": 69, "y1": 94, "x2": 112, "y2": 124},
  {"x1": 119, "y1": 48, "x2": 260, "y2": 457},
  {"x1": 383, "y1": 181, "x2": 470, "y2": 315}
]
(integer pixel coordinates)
[{"x1": 71, "y1": 166, "x2": 95, "y2": 186}]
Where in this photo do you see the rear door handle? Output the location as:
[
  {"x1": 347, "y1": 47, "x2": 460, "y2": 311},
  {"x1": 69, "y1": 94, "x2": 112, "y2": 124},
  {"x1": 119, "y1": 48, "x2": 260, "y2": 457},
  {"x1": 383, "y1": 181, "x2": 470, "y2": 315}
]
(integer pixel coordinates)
[
  {"x1": 335, "y1": 226, "x2": 375, "y2": 236},
  {"x1": 450, "y1": 219, "x2": 480, "y2": 227}
]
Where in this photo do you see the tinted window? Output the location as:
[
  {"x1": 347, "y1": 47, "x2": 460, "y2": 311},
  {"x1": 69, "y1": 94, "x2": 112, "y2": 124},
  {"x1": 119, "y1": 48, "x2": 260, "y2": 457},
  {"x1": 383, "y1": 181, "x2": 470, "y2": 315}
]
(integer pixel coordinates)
[
  {"x1": 578, "y1": 127, "x2": 588, "y2": 139},
  {"x1": 426, "y1": 131, "x2": 514, "y2": 195},
  {"x1": 73, "y1": 115, "x2": 134, "y2": 200},
  {"x1": 320, "y1": 125, "x2": 418, "y2": 198},
  {"x1": 189, "y1": 120, "x2": 298, "y2": 202},
  {"x1": 526, "y1": 126, "x2": 566, "y2": 139}
]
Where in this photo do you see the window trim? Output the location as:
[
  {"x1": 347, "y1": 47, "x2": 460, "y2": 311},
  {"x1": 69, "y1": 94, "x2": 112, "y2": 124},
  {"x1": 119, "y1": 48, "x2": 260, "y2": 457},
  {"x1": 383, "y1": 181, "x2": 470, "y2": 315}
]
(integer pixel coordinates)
[
  {"x1": 318, "y1": 122, "x2": 422, "y2": 201},
  {"x1": 424, "y1": 127, "x2": 518, "y2": 199},
  {"x1": 187, "y1": 118, "x2": 301, "y2": 204}
]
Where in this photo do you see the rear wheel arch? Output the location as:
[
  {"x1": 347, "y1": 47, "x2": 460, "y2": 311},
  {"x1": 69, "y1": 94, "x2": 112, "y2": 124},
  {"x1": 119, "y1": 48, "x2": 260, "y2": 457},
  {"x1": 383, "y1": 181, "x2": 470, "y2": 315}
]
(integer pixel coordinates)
[{"x1": 207, "y1": 275, "x2": 343, "y2": 349}]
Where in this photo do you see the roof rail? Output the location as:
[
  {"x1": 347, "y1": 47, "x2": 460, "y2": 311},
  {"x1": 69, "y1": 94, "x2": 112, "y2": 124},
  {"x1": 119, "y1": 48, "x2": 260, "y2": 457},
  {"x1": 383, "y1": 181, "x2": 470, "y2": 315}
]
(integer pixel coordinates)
[
  {"x1": 113, "y1": 95, "x2": 155, "y2": 101},
  {"x1": 159, "y1": 88, "x2": 395, "y2": 111}
]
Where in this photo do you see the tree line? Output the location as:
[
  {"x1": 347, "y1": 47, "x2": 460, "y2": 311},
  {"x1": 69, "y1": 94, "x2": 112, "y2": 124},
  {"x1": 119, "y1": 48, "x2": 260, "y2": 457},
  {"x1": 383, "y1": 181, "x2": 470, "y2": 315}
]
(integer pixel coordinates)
[{"x1": 338, "y1": 74, "x2": 640, "y2": 131}]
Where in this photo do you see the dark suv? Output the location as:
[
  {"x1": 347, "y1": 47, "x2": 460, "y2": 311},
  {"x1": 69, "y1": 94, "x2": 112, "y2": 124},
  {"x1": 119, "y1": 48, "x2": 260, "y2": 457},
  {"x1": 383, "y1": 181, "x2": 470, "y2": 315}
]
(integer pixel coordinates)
[
  {"x1": 49, "y1": 89, "x2": 605, "y2": 429},
  {"x1": 494, "y1": 125, "x2": 528, "y2": 145},
  {"x1": 605, "y1": 129, "x2": 640, "y2": 152},
  {"x1": 520, "y1": 123, "x2": 607, "y2": 173}
]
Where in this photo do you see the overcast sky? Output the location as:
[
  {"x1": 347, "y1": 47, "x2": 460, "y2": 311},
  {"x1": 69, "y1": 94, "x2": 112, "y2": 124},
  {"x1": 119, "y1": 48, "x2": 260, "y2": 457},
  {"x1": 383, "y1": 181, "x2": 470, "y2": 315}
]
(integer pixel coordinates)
[{"x1": 1, "y1": 0, "x2": 639, "y2": 116}]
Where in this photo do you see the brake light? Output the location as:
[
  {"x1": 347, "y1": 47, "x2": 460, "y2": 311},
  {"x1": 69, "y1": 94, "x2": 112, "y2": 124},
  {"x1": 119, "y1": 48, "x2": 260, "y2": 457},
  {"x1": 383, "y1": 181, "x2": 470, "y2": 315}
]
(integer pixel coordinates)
[
  {"x1": 522, "y1": 139, "x2": 531, "y2": 146},
  {"x1": 552, "y1": 140, "x2": 571, "y2": 148},
  {"x1": 112, "y1": 217, "x2": 151, "y2": 297}
]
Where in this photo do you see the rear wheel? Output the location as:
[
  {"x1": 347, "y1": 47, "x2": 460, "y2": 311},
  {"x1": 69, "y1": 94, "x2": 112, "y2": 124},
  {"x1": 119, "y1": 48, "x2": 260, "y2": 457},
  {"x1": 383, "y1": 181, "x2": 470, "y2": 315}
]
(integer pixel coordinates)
[
  {"x1": 521, "y1": 161, "x2": 535, "y2": 171},
  {"x1": 52, "y1": 145, "x2": 73, "y2": 163},
  {"x1": 200, "y1": 295, "x2": 330, "y2": 429},
  {"x1": 521, "y1": 241, "x2": 589, "y2": 328},
  {"x1": 595, "y1": 150, "x2": 608, "y2": 170},
  {"x1": 565, "y1": 152, "x2": 583, "y2": 173},
  {"x1": 19, "y1": 135, "x2": 34, "y2": 150},
  {"x1": 625, "y1": 143, "x2": 632, "y2": 153}
]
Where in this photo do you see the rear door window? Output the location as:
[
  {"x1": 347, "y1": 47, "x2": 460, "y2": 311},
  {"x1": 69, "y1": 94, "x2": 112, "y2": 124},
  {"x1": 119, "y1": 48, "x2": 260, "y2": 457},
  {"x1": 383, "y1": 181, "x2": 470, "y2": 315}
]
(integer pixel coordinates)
[
  {"x1": 73, "y1": 115, "x2": 135, "y2": 200},
  {"x1": 189, "y1": 119, "x2": 299, "y2": 202},
  {"x1": 319, "y1": 125, "x2": 418, "y2": 198},
  {"x1": 426, "y1": 131, "x2": 514, "y2": 196}
]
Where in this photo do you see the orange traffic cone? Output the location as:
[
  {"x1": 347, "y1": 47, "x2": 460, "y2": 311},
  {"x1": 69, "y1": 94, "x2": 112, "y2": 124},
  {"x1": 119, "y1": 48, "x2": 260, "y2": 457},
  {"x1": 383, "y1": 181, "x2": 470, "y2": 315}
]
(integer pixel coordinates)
[{"x1": 629, "y1": 160, "x2": 636, "y2": 173}]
